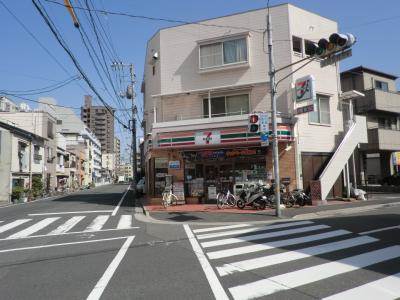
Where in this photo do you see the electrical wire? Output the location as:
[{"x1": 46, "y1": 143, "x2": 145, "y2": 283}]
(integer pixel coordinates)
[{"x1": 32, "y1": 0, "x2": 129, "y2": 129}]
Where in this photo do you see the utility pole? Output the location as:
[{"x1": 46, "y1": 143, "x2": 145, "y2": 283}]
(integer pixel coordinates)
[
  {"x1": 111, "y1": 62, "x2": 137, "y2": 195},
  {"x1": 267, "y1": 12, "x2": 281, "y2": 217}
]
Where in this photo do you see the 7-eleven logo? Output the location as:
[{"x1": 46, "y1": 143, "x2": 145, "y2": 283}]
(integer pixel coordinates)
[{"x1": 195, "y1": 130, "x2": 221, "y2": 145}]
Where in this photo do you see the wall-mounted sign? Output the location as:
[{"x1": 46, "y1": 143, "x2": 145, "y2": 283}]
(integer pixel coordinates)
[
  {"x1": 295, "y1": 104, "x2": 314, "y2": 115},
  {"x1": 173, "y1": 182, "x2": 185, "y2": 203},
  {"x1": 183, "y1": 148, "x2": 266, "y2": 161},
  {"x1": 168, "y1": 160, "x2": 181, "y2": 169},
  {"x1": 195, "y1": 130, "x2": 221, "y2": 145},
  {"x1": 295, "y1": 75, "x2": 316, "y2": 102}
]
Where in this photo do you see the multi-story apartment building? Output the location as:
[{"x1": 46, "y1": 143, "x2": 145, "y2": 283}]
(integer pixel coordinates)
[
  {"x1": 0, "y1": 110, "x2": 58, "y2": 191},
  {"x1": 0, "y1": 96, "x2": 18, "y2": 112},
  {"x1": 119, "y1": 163, "x2": 133, "y2": 181},
  {"x1": 142, "y1": 4, "x2": 367, "y2": 203},
  {"x1": 341, "y1": 66, "x2": 400, "y2": 183},
  {"x1": 81, "y1": 95, "x2": 115, "y2": 154},
  {"x1": 0, "y1": 120, "x2": 45, "y2": 203},
  {"x1": 55, "y1": 133, "x2": 69, "y2": 190}
]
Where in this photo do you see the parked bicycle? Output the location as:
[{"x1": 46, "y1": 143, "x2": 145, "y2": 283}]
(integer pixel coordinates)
[
  {"x1": 162, "y1": 185, "x2": 178, "y2": 208},
  {"x1": 216, "y1": 189, "x2": 237, "y2": 209}
]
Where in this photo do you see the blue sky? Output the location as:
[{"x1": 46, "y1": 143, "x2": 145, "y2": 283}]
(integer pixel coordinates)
[{"x1": 1, "y1": 0, "x2": 399, "y2": 158}]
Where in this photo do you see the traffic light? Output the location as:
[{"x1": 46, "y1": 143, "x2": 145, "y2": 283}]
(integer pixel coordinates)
[
  {"x1": 248, "y1": 113, "x2": 260, "y2": 133},
  {"x1": 313, "y1": 33, "x2": 356, "y2": 59}
]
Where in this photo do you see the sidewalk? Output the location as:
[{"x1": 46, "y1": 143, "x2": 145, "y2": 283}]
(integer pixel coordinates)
[{"x1": 136, "y1": 194, "x2": 400, "y2": 223}]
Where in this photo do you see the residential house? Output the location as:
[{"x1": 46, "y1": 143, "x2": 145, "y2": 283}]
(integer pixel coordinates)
[
  {"x1": 341, "y1": 66, "x2": 400, "y2": 184},
  {"x1": 0, "y1": 96, "x2": 18, "y2": 112},
  {"x1": 141, "y1": 3, "x2": 367, "y2": 204},
  {"x1": 0, "y1": 120, "x2": 45, "y2": 203}
]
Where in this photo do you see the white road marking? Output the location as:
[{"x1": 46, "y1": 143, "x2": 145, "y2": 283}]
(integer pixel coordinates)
[
  {"x1": 196, "y1": 221, "x2": 314, "y2": 240},
  {"x1": 217, "y1": 236, "x2": 378, "y2": 276},
  {"x1": 28, "y1": 210, "x2": 112, "y2": 216},
  {"x1": 229, "y1": 245, "x2": 400, "y2": 300},
  {"x1": 359, "y1": 225, "x2": 400, "y2": 235},
  {"x1": 193, "y1": 224, "x2": 251, "y2": 234},
  {"x1": 0, "y1": 219, "x2": 31, "y2": 234},
  {"x1": 323, "y1": 272, "x2": 400, "y2": 300},
  {"x1": 7, "y1": 217, "x2": 59, "y2": 239},
  {"x1": 86, "y1": 236, "x2": 135, "y2": 300},
  {"x1": 111, "y1": 185, "x2": 130, "y2": 216},
  {"x1": 201, "y1": 224, "x2": 330, "y2": 248},
  {"x1": 183, "y1": 224, "x2": 229, "y2": 300},
  {"x1": 117, "y1": 215, "x2": 132, "y2": 229},
  {"x1": 0, "y1": 227, "x2": 139, "y2": 241},
  {"x1": 0, "y1": 236, "x2": 132, "y2": 254},
  {"x1": 207, "y1": 229, "x2": 351, "y2": 260},
  {"x1": 49, "y1": 216, "x2": 85, "y2": 234},
  {"x1": 85, "y1": 215, "x2": 110, "y2": 232}
]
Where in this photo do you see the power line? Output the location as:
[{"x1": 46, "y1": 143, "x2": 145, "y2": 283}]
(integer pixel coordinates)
[
  {"x1": 44, "y1": 0, "x2": 265, "y2": 33},
  {"x1": 32, "y1": 0, "x2": 129, "y2": 129},
  {"x1": 0, "y1": 0, "x2": 90, "y2": 95}
]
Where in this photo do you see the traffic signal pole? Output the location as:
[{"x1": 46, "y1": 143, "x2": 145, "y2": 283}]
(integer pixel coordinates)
[{"x1": 266, "y1": 12, "x2": 281, "y2": 217}]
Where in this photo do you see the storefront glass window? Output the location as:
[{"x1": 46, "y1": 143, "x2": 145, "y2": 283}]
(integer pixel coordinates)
[{"x1": 154, "y1": 157, "x2": 168, "y2": 196}]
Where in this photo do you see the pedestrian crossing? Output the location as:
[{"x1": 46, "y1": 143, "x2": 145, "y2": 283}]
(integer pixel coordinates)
[
  {"x1": 187, "y1": 220, "x2": 400, "y2": 300},
  {"x1": 0, "y1": 214, "x2": 136, "y2": 240}
]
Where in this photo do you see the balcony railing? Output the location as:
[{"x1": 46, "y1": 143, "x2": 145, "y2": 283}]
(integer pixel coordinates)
[
  {"x1": 357, "y1": 88, "x2": 400, "y2": 114},
  {"x1": 361, "y1": 127, "x2": 400, "y2": 151}
]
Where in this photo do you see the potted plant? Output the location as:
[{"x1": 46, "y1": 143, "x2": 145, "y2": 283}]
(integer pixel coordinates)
[{"x1": 11, "y1": 186, "x2": 24, "y2": 203}]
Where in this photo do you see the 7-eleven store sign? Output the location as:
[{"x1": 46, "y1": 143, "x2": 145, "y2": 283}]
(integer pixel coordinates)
[{"x1": 157, "y1": 125, "x2": 292, "y2": 148}]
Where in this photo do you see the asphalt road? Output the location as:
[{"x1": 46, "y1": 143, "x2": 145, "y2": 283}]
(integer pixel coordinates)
[{"x1": 0, "y1": 184, "x2": 399, "y2": 299}]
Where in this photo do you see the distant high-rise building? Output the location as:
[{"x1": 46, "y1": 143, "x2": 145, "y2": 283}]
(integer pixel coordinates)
[{"x1": 81, "y1": 95, "x2": 114, "y2": 153}]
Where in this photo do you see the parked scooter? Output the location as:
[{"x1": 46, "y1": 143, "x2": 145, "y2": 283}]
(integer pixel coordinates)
[{"x1": 237, "y1": 183, "x2": 268, "y2": 210}]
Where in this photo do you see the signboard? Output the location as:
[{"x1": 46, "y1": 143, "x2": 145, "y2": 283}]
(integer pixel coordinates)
[
  {"x1": 173, "y1": 181, "x2": 185, "y2": 203},
  {"x1": 295, "y1": 75, "x2": 316, "y2": 103},
  {"x1": 208, "y1": 186, "x2": 217, "y2": 200},
  {"x1": 168, "y1": 160, "x2": 181, "y2": 169},
  {"x1": 259, "y1": 112, "x2": 269, "y2": 147},
  {"x1": 321, "y1": 49, "x2": 352, "y2": 68},
  {"x1": 183, "y1": 148, "x2": 267, "y2": 161},
  {"x1": 295, "y1": 104, "x2": 314, "y2": 115},
  {"x1": 195, "y1": 130, "x2": 221, "y2": 145}
]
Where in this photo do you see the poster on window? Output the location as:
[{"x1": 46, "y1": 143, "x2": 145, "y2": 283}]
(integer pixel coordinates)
[{"x1": 173, "y1": 181, "x2": 185, "y2": 203}]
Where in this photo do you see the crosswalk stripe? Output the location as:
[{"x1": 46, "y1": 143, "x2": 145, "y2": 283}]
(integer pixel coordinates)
[
  {"x1": 85, "y1": 215, "x2": 110, "y2": 232},
  {"x1": 0, "y1": 219, "x2": 31, "y2": 234},
  {"x1": 323, "y1": 272, "x2": 400, "y2": 300},
  {"x1": 207, "y1": 229, "x2": 351, "y2": 260},
  {"x1": 229, "y1": 245, "x2": 400, "y2": 300},
  {"x1": 117, "y1": 215, "x2": 132, "y2": 229},
  {"x1": 217, "y1": 236, "x2": 378, "y2": 276},
  {"x1": 7, "y1": 218, "x2": 59, "y2": 239},
  {"x1": 201, "y1": 224, "x2": 329, "y2": 248},
  {"x1": 49, "y1": 216, "x2": 85, "y2": 234},
  {"x1": 196, "y1": 221, "x2": 314, "y2": 240},
  {"x1": 193, "y1": 224, "x2": 251, "y2": 234}
]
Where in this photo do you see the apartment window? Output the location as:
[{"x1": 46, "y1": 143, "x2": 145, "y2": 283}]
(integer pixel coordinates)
[
  {"x1": 309, "y1": 94, "x2": 331, "y2": 125},
  {"x1": 47, "y1": 121, "x2": 54, "y2": 139},
  {"x1": 375, "y1": 80, "x2": 389, "y2": 92},
  {"x1": 152, "y1": 65, "x2": 155, "y2": 76},
  {"x1": 199, "y1": 37, "x2": 247, "y2": 69},
  {"x1": 203, "y1": 94, "x2": 249, "y2": 118},
  {"x1": 292, "y1": 36, "x2": 302, "y2": 54},
  {"x1": 378, "y1": 117, "x2": 398, "y2": 130},
  {"x1": 304, "y1": 40, "x2": 316, "y2": 56}
]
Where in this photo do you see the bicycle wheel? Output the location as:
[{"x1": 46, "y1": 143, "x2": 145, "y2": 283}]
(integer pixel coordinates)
[
  {"x1": 216, "y1": 193, "x2": 225, "y2": 209},
  {"x1": 227, "y1": 195, "x2": 237, "y2": 207},
  {"x1": 169, "y1": 193, "x2": 179, "y2": 206}
]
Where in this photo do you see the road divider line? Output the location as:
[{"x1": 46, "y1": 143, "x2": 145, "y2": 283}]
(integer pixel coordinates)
[
  {"x1": 193, "y1": 224, "x2": 251, "y2": 234},
  {"x1": 7, "y1": 217, "x2": 59, "y2": 239},
  {"x1": 0, "y1": 227, "x2": 139, "y2": 241},
  {"x1": 196, "y1": 220, "x2": 314, "y2": 240},
  {"x1": 117, "y1": 215, "x2": 132, "y2": 229},
  {"x1": 183, "y1": 224, "x2": 229, "y2": 300},
  {"x1": 0, "y1": 219, "x2": 31, "y2": 234},
  {"x1": 85, "y1": 215, "x2": 110, "y2": 232},
  {"x1": 86, "y1": 236, "x2": 135, "y2": 300},
  {"x1": 49, "y1": 216, "x2": 85, "y2": 234},
  {"x1": 28, "y1": 210, "x2": 113, "y2": 216},
  {"x1": 111, "y1": 185, "x2": 130, "y2": 216},
  {"x1": 207, "y1": 229, "x2": 351, "y2": 260},
  {"x1": 201, "y1": 224, "x2": 330, "y2": 248},
  {"x1": 359, "y1": 225, "x2": 400, "y2": 235},
  {"x1": 229, "y1": 245, "x2": 400, "y2": 300},
  {"x1": 0, "y1": 236, "x2": 132, "y2": 254},
  {"x1": 217, "y1": 236, "x2": 378, "y2": 276},
  {"x1": 322, "y1": 271, "x2": 400, "y2": 300}
]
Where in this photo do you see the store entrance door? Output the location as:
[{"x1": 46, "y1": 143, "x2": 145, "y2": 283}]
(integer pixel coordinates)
[{"x1": 204, "y1": 164, "x2": 218, "y2": 203}]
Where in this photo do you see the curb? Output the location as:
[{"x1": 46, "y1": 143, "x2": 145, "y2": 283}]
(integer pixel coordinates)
[{"x1": 134, "y1": 201, "x2": 400, "y2": 226}]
